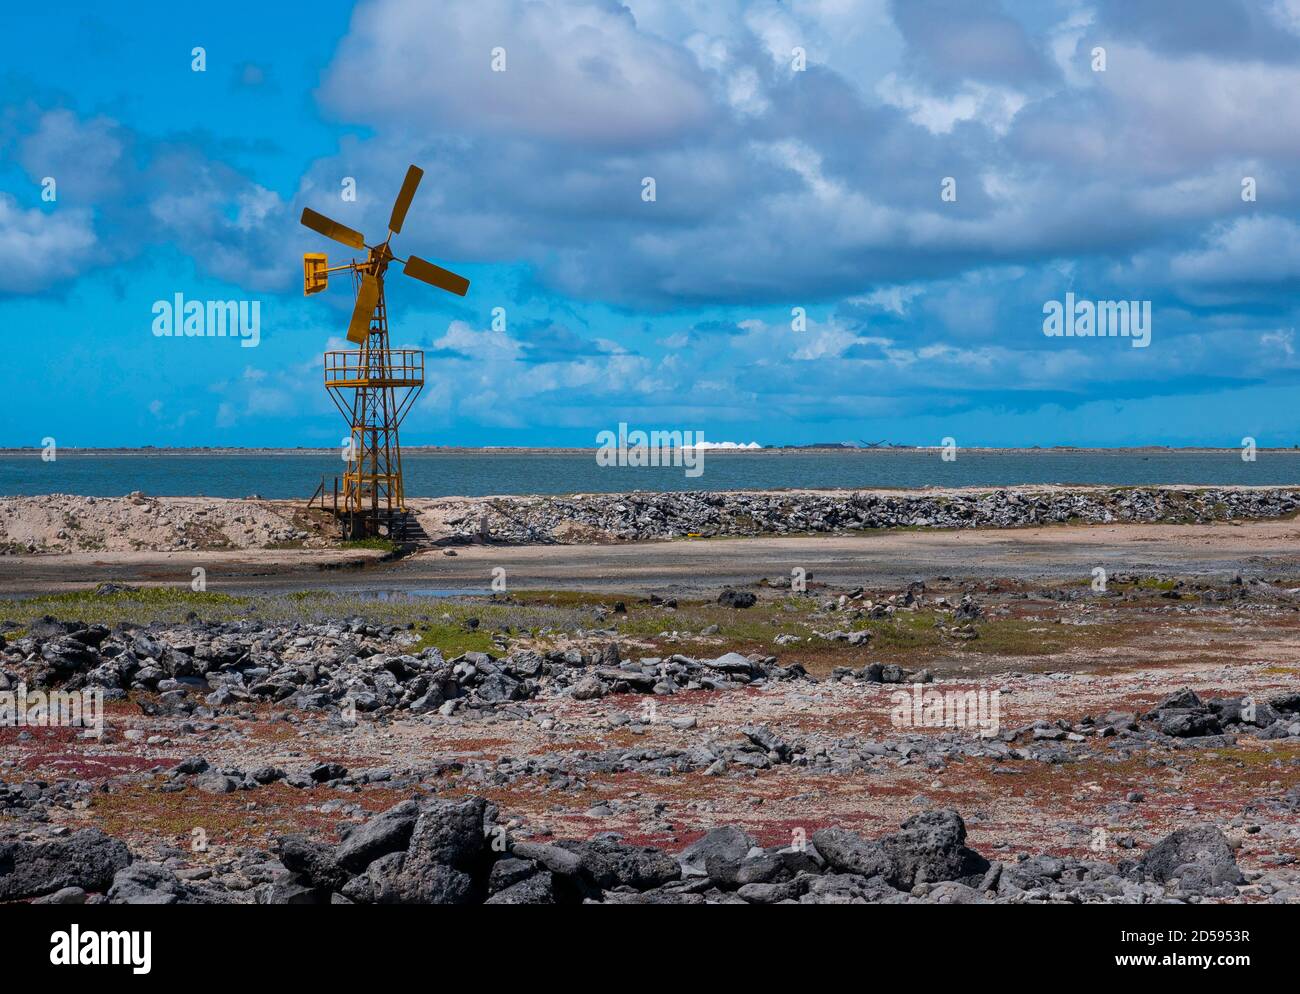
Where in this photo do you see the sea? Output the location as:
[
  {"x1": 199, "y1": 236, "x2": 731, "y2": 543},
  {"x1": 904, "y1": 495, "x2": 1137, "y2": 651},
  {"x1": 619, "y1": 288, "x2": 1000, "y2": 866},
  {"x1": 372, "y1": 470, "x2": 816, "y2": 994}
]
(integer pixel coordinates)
[{"x1": 2, "y1": 449, "x2": 1298, "y2": 498}]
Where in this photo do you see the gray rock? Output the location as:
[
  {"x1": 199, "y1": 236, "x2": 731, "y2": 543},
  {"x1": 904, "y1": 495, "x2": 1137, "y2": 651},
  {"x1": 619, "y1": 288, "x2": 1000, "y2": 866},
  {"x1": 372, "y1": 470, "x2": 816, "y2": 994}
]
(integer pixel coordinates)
[
  {"x1": 811, "y1": 828, "x2": 896, "y2": 880},
  {"x1": 476, "y1": 671, "x2": 522, "y2": 703},
  {"x1": 717, "y1": 589, "x2": 757, "y2": 609},
  {"x1": 678, "y1": 825, "x2": 757, "y2": 878},
  {"x1": 0, "y1": 829, "x2": 131, "y2": 900},
  {"x1": 512, "y1": 841, "x2": 584, "y2": 878},
  {"x1": 487, "y1": 857, "x2": 538, "y2": 894},
  {"x1": 923, "y1": 881, "x2": 990, "y2": 904},
  {"x1": 880, "y1": 809, "x2": 989, "y2": 889},
  {"x1": 335, "y1": 800, "x2": 419, "y2": 870},
  {"x1": 277, "y1": 836, "x2": 351, "y2": 892},
  {"x1": 737, "y1": 879, "x2": 802, "y2": 903},
  {"x1": 1138, "y1": 825, "x2": 1244, "y2": 894},
  {"x1": 383, "y1": 858, "x2": 475, "y2": 905},
  {"x1": 31, "y1": 886, "x2": 87, "y2": 905},
  {"x1": 195, "y1": 771, "x2": 235, "y2": 794},
  {"x1": 484, "y1": 870, "x2": 555, "y2": 904},
  {"x1": 107, "y1": 863, "x2": 184, "y2": 905},
  {"x1": 1158, "y1": 711, "x2": 1222, "y2": 738},
  {"x1": 571, "y1": 839, "x2": 681, "y2": 890},
  {"x1": 572, "y1": 674, "x2": 607, "y2": 700},
  {"x1": 341, "y1": 851, "x2": 475, "y2": 904},
  {"x1": 407, "y1": 796, "x2": 487, "y2": 869},
  {"x1": 309, "y1": 762, "x2": 348, "y2": 783},
  {"x1": 265, "y1": 871, "x2": 326, "y2": 905},
  {"x1": 800, "y1": 873, "x2": 896, "y2": 904}
]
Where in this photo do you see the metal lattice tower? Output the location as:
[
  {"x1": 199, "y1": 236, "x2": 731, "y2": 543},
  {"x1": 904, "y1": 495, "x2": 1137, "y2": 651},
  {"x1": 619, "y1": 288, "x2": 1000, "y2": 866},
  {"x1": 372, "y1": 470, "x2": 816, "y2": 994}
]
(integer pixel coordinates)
[{"x1": 300, "y1": 165, "x2": 469, "y2": 538}]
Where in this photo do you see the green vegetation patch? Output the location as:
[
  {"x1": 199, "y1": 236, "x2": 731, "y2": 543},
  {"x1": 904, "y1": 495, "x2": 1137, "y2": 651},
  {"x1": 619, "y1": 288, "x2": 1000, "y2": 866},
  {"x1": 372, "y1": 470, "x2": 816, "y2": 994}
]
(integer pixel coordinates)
[
  {"x1": 411, "y1": 622, "x2": 498, "y2": 657},
  {"x1": 0, "y1": 587, "x2": 249, "y2": 626},
  {"x1": 342, "y1": 537, "x2": 399, "y2": 553}
]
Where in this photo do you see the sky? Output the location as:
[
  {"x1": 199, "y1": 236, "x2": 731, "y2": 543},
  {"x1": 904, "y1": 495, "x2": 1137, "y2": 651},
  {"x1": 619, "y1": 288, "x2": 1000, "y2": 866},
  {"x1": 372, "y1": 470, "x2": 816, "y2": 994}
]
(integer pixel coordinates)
[{"x1": 2, "y1": 0, "x2": 1299, "y2": 449}]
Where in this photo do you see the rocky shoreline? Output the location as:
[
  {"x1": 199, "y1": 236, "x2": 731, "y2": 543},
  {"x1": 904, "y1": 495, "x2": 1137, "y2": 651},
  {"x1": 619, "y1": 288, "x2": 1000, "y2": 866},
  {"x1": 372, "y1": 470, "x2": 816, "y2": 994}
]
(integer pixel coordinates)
[
  {"x1": 441, "y1": 486, "x2": 1300, "y2": 544},
  {"x1": 4, "y1": 486, "x2": 1299, "y2": 554}
]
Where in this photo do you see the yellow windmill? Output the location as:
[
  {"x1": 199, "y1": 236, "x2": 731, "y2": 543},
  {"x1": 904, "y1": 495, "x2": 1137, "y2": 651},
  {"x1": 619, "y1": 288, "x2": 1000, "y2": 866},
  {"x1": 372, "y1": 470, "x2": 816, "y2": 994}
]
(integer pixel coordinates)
[{"x1": 300, "y1": 165, "x2": 470, "y2": 538}]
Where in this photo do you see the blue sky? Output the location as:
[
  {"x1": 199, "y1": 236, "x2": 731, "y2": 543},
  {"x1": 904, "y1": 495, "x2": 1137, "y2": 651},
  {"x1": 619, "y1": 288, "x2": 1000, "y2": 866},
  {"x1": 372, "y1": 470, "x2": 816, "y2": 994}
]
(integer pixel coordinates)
[{"x1": 3, "y1": 0, "x2": 1299, "y2": 448}]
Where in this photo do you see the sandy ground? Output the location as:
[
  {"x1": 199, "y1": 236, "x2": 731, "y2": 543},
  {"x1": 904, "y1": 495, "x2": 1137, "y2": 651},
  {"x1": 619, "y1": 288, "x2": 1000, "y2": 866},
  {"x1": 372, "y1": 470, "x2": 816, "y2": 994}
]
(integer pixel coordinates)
[
  {"x1": 386, "y1": 518, "x2": 1300, "y2": 593},
  {"x1": 2, "y1": 517, "x2": 1298, "y2": 597},
  {"x1": 0, "y1": 494, "x2": 333, "y2": 555}
]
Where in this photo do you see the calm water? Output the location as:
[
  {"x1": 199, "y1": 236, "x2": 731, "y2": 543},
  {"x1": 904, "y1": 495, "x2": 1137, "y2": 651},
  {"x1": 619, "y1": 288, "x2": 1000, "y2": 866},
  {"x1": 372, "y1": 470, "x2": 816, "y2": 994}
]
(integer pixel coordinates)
[{"x1": 2, "y1": 450, "x2": 1298, "y2": 498}]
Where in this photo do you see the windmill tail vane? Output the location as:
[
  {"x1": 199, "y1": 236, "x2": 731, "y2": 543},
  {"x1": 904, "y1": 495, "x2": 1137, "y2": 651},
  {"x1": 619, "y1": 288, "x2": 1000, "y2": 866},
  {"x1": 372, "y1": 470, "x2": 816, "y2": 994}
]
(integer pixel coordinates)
[{"x1": 299, "y1": 164, "x2": 470, "y2": 539}]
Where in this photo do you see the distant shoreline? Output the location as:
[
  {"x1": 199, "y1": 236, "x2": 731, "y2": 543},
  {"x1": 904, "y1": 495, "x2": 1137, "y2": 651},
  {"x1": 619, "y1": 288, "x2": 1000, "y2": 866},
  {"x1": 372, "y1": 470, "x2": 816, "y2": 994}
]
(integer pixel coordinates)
[{"x1": 2, "y1": 446, "x2": 1296, "y2": 456}]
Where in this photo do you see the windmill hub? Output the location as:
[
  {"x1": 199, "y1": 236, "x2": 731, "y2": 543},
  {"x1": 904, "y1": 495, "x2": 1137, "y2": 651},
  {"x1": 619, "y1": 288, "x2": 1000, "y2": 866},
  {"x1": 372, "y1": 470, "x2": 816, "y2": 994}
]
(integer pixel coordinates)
[{"x1": 300, "y1": 164, "x2": 470, "y2": 539}]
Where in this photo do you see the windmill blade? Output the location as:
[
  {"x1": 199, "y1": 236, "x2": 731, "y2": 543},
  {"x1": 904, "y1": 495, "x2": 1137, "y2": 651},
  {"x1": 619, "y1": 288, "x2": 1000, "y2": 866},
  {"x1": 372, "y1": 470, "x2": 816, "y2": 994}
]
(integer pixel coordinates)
[
  {"x1": 388, "y1": 165, "x2": 424, "y2": 235},
  {"x1": 346, "y1": 274, "x2": 380, "y2": 344},
  {"x1": 300, "y1": 207, "x2": 366, "y2": 250},
  {"x1": 404, "y1": 255, "x2": 469, "y2": 296}
]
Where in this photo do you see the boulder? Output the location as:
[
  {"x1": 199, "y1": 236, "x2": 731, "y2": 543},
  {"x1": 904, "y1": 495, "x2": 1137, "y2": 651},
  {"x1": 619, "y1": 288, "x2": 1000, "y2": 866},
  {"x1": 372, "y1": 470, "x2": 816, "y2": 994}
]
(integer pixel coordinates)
[
  {"x1": 811, "y1": 829, "x2": 896, "y2": 880},
  {"x1": 511, "y1": 841, "x2": 585, "y2": 879},
  {"x1": 487, "y1": 857, "x2": 538, "y2": 894},
  {"x1": 717, "y1": 589, "x2": 757, "y2": 609},
  {"x1": 677, "y1": 826, "x2": 756, "y2": 878},
  {"x1": 1138, "y1": 825, "x2": 1244, "y2": 894},
  {"x1": 569, "y1": 839, "x2": 681, "y2": 890},
  {"x1": 343, "y1": 852, "x2": 475, "y2": 905},
  {"x1": 407, "y1": 796, "x2": 487, "y2": 869},
  {"x1": 107, "y1": 863, "x2": 186, "y2": 905},
  {"x1": 572, "y1": 674, "x2": 607, "y2": 700},
  {"x1": 334, "y1": 800, "x2": 419, "y2": 871},
  {"x1": 880, "y1": 809, "x2": 989, "y2": 889},
  {"x1": 484, "y1": 870, "x2": 556, "y2": 904},
  {"x1": 277, "y1": 836, "x2": 351, "y2": 892},
  {"x1": 0, "y1": 829, "x2": 131, "y2": 901}
]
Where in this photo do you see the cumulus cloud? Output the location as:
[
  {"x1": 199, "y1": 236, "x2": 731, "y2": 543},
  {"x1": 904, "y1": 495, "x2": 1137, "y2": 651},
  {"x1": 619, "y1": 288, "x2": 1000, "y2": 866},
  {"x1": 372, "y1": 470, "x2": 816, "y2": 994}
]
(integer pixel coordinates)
[
  {"x1": 2, "y1": 107, "x2": 297, "y2": 294},
  {"x1": 5, "y1": 0, "x2": 1300, "y2": 441},
  {"x1": 0, "y1": 194, "x2": 97, "y2": 293},
  {"x1": 319, "y1": 0, "x2": 717, "y2": 146},
  {"x1": 1094, "y1": 0, "x2": 1300, "y2": 62},
  {"x1": 888, "y1": 0, "x2": 1057, "y2": 87},
  {"x1": 1171, "y1": 215, "x2": 1300, "y2": 286}
]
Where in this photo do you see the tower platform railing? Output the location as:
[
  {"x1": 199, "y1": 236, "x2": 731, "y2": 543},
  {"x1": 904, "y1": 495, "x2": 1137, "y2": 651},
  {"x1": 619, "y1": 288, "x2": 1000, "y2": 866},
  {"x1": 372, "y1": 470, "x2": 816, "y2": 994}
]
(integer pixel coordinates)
[{"x1": 324, "y1": 349, "x2": 424, "y2": 389}]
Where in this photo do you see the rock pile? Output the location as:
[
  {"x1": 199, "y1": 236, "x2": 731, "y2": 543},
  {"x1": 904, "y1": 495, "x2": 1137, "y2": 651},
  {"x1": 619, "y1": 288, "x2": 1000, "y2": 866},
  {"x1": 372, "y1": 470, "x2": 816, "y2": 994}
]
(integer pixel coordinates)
[
  {"x1": 1003, "y1": 688, "x2": 1300, "y2": 748},
  {"x1": 441, "y1": 487, "x2": 1300, "y2": 544},
  {"x1": 1, "y1": 619, "x2": 811, "y2": 718},
  {"x1": 0, "y1": 797, "x2": 1265, "y2": 904},
  {"x1": 568, "y1": 651, "x2": 807, "y2": 700}
]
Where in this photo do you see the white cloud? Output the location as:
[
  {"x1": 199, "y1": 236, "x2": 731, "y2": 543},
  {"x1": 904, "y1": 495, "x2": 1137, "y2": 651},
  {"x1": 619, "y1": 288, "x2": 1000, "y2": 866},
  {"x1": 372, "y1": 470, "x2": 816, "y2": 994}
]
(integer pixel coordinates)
[
  {"x1": 876, "y1": 73, "x2": 1027, "y2": 135},
  {"x1": 0, "y1": 194, "x2": 97, "y2": 293},
  {"x1": 19, "y1": 110, "x2": 127, "y2": 203},
  {"x1": 1171, "y1": 216, "x2": 1300, "y2": 285},
  {"x1": 320, "y1": 0, "x2": 717, "y2": 146}
]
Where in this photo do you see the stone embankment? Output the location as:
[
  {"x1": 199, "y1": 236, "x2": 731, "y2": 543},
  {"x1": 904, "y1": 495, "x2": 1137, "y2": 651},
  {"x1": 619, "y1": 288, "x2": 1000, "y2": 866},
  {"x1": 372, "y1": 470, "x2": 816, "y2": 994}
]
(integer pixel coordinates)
[
  {"x1": 4, "y1": 486, "x2": 1299, "y2": 552},
  {"x1": 433, "y1": 486, "x2": 1300, "y2": 544}
]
